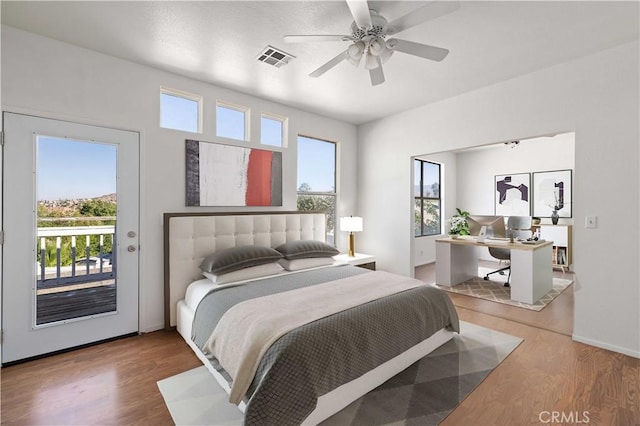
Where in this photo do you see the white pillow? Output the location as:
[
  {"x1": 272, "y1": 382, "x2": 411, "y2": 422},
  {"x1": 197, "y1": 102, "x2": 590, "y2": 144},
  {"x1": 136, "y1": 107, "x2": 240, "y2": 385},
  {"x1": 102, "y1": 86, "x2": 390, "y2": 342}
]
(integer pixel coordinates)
[
  {"x1": 278, "y1": 257, "x2": 335, "y2": 271},
  {"x1": 202, "y1": 262, "x2": 284, "y2": 285}
]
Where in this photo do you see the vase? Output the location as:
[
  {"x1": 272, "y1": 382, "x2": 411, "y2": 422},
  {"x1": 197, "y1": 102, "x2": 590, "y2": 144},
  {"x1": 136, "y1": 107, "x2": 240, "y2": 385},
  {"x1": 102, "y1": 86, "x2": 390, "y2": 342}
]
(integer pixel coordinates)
[
  {"x1": 551, "y1": 210, "x2": 559, "y2": 225},
  {"x1": 450, "y1": 234, "x2": 459, "y2": 239}
]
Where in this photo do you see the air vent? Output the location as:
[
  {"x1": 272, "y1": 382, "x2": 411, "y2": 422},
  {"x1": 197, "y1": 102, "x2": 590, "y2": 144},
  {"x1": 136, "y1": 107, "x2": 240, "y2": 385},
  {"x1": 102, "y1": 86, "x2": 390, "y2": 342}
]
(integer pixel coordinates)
[{"x1": 257, "y1": 45, "x2": 295, "y2": 68}]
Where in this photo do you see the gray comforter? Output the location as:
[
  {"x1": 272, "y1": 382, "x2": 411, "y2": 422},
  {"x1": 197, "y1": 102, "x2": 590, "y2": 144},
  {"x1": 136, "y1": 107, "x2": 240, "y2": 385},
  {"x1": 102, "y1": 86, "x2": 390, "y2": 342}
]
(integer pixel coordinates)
[{"x1": 192, "y1": 265, "x2": 459, "y2": 426}]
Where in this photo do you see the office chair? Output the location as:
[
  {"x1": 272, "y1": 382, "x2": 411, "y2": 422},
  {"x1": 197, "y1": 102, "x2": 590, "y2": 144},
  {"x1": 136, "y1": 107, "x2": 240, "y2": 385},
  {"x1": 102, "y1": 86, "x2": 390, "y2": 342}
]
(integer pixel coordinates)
[{"x1": 484, "y1": 216, "x2": 533, "y2": 287}]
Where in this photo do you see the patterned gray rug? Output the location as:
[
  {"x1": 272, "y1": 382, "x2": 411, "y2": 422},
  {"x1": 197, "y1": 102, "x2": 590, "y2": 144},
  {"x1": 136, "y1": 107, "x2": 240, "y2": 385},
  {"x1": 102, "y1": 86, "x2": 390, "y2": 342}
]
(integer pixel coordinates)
[
  {"x1": 437, "y1": 267, "x2": 573, "y2": 311},
  {"x1": 158, "y1": 321, "x2": 522, "y2": 425}
]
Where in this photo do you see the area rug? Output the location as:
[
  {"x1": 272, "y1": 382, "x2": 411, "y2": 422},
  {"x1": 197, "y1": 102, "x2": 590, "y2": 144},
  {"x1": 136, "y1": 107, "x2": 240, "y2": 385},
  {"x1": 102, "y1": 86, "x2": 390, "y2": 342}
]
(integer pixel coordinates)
[
  {"x1": 438, "y1": 267, "x2": 572, "y2": 311},
  {"x1": 158, "y1": 321, "x2": 522, "y2": 426}
]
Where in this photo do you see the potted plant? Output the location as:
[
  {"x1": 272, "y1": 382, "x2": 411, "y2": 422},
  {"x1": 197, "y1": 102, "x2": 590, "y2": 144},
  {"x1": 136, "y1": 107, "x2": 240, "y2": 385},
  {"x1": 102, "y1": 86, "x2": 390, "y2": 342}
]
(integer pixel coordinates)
[{"x1": 447, "y1": 208, "x2": 470, "y2": 238}]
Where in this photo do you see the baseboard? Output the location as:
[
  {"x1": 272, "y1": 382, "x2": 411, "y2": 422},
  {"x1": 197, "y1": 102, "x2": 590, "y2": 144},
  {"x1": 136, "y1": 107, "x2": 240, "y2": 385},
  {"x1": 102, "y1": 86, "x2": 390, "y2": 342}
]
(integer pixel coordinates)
[
  {"x1": 141, "y1": 323, "x2": 166, "y2": 333},
  {"x1": 572, "y1": 334, "x2": 640, "y2": 359}
]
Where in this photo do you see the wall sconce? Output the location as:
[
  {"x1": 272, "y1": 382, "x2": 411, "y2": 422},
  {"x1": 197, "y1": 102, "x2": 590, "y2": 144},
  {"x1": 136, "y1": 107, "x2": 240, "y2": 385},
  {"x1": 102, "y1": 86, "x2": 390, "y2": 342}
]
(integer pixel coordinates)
[{"x1": 340, "y1": 216, "x2": 363, "y2": 257}]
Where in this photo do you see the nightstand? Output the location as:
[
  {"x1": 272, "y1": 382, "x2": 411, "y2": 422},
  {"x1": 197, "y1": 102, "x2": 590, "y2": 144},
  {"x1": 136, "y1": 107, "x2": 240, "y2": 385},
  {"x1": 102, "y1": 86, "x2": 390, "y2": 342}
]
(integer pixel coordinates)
[{"x1": 333, "y1": 253, "x2": 376, "y2": 270}]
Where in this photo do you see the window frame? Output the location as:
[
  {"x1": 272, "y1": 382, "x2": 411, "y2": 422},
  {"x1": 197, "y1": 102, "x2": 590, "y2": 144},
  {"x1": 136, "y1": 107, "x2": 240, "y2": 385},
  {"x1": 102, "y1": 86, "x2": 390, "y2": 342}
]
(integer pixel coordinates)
[
  {"x1": 414, "y1": 159, "x2": 442, "y2": 237},
  {"x1": 216, "y1": 100, "x2": 250, "y2": 141},
  {"x1": 159, "y1": 86, "x2": 203, "y2": 133},
  {"x1": 296, "y1": 134, "x2": 338, "y2": 245},
  {"x1": 260, "y1": 112, "x2": 288, "y2": 148}
]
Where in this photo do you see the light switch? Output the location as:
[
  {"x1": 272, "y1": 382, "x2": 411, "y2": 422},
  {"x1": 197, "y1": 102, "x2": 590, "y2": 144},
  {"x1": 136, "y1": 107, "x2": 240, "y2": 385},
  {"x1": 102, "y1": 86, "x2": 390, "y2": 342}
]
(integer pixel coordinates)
[{"x1": 585, "y1": 216, "x2": 597, "y2": 229}]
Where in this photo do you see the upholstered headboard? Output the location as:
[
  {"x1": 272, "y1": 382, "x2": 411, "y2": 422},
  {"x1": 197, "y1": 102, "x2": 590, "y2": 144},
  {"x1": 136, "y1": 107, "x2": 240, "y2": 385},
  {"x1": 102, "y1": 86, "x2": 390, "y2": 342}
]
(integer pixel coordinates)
[{"x1": 163, "y1": 211, "x2": 327, "y2": 329}]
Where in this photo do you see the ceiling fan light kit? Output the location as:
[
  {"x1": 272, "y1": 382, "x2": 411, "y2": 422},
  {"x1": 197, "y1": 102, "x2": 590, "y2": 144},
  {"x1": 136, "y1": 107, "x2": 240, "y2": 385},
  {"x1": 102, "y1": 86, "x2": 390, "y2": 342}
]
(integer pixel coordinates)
[
  {"x1": 283, "y1": 0, "x2": 459, "y2": 86},
  {"x1": 347, "y1": 41, "x2": 366, "y2": 66}
]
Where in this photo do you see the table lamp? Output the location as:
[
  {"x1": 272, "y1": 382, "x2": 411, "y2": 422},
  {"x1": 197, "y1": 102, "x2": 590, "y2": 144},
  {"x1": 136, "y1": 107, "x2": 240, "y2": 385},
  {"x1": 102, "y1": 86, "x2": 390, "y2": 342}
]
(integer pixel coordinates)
[{"x1": 340, "y1": 216, "x2": 363, "y2": 257}]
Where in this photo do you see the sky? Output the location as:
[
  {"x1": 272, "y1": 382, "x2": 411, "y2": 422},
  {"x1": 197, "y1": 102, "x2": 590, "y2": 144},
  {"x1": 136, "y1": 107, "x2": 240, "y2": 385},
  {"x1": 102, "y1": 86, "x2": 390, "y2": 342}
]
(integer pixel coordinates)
[
  {"x1": 161, "y1": 93, "x2": 199, "y2": 133},
  {"x1": 37, "y1": 136, "x2": 117, "y2": 201},
  {"x1": 297, "y1": 136, "x2": 335, "y2": 192},
  {"x1": 414, "y1": 160, "x2": 440, "y2": 196}
]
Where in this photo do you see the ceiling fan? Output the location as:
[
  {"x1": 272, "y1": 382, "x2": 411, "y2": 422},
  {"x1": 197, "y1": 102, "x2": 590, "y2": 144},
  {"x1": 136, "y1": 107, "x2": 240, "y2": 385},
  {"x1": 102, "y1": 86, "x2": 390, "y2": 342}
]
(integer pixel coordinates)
[{"x1": 283, "y1": 0, "x2": 460, "y2": 86}]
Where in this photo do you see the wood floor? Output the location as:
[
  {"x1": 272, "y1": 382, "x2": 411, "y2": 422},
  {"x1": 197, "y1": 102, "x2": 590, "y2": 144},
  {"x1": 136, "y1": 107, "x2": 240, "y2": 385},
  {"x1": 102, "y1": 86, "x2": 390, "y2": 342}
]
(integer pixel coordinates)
[
  {"x1": 415, "y1": 260, "x2": 575, "y2": 336},
  {"x1": 1, "y1": 264, "x2": 638, "y2": 425}
]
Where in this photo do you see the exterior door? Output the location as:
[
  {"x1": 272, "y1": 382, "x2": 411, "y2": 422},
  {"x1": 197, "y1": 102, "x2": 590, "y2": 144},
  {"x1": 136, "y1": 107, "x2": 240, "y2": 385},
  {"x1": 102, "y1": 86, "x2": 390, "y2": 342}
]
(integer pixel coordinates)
[{"x1": 2, "y1": 112, "x2": 139, "y2": 363}]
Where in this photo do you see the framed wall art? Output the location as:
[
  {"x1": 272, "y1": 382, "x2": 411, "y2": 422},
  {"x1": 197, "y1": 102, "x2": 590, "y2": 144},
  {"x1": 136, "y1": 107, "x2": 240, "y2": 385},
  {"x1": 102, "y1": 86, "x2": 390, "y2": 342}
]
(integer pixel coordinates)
[
  {"x1": 185, "y1": 139, "x2": 283, "y2": 207},
  {"x1": 532, "y1": 169, "x2": 572, "y2": 218},
  {"x1": 494, "y1": 173, "x2": 531, "y2": 216}
]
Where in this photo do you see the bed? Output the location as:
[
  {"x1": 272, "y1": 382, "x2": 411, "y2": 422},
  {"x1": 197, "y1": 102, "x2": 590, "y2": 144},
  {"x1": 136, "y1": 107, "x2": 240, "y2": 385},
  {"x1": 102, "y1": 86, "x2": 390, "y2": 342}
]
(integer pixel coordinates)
[{"x1": 164, "y1": 211, "x2": 459, "y2": 425}]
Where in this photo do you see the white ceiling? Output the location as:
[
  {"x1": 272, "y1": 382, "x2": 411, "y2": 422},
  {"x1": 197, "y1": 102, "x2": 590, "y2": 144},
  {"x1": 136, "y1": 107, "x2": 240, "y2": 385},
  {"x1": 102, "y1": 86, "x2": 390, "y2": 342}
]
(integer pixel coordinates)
[{"x1": 2, "y1": 1, "x2": 638, "y2": 124}]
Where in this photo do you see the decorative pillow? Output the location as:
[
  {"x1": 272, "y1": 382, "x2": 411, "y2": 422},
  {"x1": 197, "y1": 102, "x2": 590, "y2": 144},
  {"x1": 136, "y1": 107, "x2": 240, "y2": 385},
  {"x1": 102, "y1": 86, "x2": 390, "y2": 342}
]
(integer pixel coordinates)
[
  {"x1": 275, "y1": 240, "x2": 339, "y2": 260},
  {"x1": 278, "y1": 257, "x2": 335, "y2": 271},
  {"x1": 202, "y1": 262, "x2": 284, "y2": 285},
  {"x1": 199, "y1": 245, "x2": 283, "y2": 274}
]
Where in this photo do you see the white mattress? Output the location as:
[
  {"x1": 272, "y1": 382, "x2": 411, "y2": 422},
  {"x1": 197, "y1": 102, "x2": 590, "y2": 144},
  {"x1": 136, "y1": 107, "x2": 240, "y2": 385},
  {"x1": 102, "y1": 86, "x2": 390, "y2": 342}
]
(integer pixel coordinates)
[
  {"x1": 176, "y1": 271, "x2": 455, "y2": 425},
  {"x1": 184, "y1": 279, "x2": 217, "y2": 311}
]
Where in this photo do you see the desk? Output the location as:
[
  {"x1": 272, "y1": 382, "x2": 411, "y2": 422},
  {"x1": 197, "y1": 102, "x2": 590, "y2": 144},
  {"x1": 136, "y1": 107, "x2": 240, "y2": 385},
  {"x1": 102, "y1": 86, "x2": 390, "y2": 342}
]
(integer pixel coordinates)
[{"x1": 435, "y1": 237, "x2": 553, "y2": 304}]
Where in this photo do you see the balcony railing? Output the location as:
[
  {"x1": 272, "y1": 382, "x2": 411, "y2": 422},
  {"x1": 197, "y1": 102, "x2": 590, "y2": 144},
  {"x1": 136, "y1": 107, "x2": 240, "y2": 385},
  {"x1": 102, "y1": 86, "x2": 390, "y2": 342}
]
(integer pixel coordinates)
[{"x1": 36, "y1": 224, "x2": 116, "y2": 290}]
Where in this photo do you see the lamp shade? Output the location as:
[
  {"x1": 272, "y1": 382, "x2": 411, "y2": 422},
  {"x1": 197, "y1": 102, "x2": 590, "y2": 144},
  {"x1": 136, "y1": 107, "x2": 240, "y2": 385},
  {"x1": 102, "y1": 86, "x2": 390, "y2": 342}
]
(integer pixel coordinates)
[
  {"x1": 347, "y1": 41, "x2": 365, "y2": 67},
  {"x1": 340, "y1": 216, "x2": 363, "y2": 233}
]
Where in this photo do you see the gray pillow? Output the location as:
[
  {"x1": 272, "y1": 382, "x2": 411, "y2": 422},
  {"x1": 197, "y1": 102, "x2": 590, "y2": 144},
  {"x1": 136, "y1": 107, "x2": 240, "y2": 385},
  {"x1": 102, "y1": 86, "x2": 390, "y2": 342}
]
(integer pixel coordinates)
[
  {"x1": 275, "y1": 240, "x2": 339, "y2": 260},
  {"x1": 199, "y1": 245, "x2": 283, "y2": 275}
]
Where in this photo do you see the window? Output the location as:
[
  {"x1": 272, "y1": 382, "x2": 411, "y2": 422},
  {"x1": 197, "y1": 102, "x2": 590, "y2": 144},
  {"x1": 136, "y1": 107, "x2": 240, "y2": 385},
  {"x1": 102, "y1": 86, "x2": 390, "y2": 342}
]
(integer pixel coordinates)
[
  {"x1": 414, "y1": 159, "x2": 442, "y2": 236},
  {"x1": 261, "y1": 113, "x2": 287, "y2": 147},
  {"x1": 297, "y1": 135, "x2": 337, "y2": 244},
  {"x1": 216, "y1": 101, "x2": 249, "y2": 141},
  {"x1": 159, "y1": 87, "x2": 202, "y2": 133}
]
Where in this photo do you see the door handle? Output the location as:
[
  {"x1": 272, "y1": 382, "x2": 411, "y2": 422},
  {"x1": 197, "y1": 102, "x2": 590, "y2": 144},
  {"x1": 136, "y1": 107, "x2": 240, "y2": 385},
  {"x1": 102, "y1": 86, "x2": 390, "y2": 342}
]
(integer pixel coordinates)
[
  {"x1": 127, "y1": 245, "x2": 137, "y2": 252},
  {"x1": 127, "y1": 231, "x2": 136, "y2": 238}
]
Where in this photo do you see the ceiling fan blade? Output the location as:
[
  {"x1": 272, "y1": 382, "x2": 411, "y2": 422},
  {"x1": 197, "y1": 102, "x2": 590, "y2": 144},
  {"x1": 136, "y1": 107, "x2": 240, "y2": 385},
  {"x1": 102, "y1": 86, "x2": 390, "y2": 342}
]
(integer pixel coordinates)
[
  {"x1": 309, "y1": 50, "x2": 349, "y2": 78},
  {"x1": 283, "y1": 35, "x2": 353, "y2": 43},
  {"x1": 346, "y1": 0, "x2": 372, "y2": 29},
  {"x1": 369, "y1": 58, "x2": 385, "y2": 86},
  {"x1": 386, "y1": 38, "x2": 449, "y2": 62},
  {"x1": 384, "y1": 1, "x2": 460, "y2": 35}
]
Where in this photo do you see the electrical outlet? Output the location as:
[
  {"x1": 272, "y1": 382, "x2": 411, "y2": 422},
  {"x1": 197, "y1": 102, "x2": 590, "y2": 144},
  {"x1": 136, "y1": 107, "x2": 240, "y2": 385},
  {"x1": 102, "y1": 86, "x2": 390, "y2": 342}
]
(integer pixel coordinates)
[{"x1": 585, "y1": 216, "x2": 597, "y2": 229}]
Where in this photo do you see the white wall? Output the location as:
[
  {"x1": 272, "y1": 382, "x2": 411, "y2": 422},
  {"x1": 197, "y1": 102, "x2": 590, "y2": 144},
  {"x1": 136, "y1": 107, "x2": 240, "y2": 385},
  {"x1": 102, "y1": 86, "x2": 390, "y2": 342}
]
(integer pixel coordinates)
[
  {"x1": 456, "y1": 133, "x2": 575, "y2": 261},
  {"x1": 0, "y1": 7, "x2": 4, "y2": 361},
  {"x1": 456, "y1": 133, "x2": 575, "y2": 222},
  {"x1": 1, "y1": 26, "x2": 359, "y2": 332},
  {"x1": 358, "y1": 41, "x2": 639, "y2": 358}
]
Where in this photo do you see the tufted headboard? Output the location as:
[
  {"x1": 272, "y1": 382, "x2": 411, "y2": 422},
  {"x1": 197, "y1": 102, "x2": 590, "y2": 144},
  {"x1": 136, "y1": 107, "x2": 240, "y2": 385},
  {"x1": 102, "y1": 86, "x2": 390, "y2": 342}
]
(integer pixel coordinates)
[{"x1": 163, "y1": 211, "x2": 327, "y2": 329}]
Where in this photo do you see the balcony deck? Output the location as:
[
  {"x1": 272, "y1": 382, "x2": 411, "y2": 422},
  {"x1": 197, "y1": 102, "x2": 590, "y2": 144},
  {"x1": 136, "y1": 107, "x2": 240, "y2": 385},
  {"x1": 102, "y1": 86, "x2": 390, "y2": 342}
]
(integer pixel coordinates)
[
  {"x1": 37, "y1": 284, "x2": 116, "y2": 325},
  {"x1": 35, "y1": 222, "x2": 118, "y2": 326}
]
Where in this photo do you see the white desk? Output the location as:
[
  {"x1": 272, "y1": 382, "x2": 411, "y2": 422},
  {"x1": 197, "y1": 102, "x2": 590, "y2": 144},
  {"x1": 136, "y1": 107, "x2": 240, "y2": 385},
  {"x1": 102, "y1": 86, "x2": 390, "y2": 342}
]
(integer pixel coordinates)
[{"x1": 435, "y1": 237, "x2": 553, "y2": 304}]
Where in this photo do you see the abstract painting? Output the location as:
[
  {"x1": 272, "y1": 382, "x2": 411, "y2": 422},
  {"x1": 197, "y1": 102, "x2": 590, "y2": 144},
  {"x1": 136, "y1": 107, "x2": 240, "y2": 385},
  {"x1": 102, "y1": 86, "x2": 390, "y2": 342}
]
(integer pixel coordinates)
[
  {"x1": 533, "y1": 169, "x2": 572, "y2": 218},
  {"x1": 185, "y1": 139, "x2": 282, "y2": 206},
  {"x1": 494, "y1": 173, "x2": 531, "y2": 216}
]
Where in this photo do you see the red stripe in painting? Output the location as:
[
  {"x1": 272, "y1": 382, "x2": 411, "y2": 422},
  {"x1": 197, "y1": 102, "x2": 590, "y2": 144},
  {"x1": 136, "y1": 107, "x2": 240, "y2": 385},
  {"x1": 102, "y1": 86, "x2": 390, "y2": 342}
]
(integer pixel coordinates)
[{"x1": 245, "y1": 150, "x2": 272, "y2": 206}]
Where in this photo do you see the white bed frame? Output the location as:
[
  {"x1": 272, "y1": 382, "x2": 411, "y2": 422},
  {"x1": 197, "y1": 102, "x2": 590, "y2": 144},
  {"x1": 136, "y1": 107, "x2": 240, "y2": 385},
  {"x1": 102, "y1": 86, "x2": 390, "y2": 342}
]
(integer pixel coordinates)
[{"x1": 164, "y1": 211, "x2": 455, "y2": 425}]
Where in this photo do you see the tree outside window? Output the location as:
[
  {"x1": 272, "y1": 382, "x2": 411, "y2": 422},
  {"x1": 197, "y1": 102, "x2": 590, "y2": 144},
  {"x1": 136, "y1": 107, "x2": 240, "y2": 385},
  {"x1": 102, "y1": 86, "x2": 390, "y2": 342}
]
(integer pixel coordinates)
[
  {"x1": 414, "y1": 159, "x2": 442, "y2": 237},
  {"x1": 296, "y1": 136, "x2": 336, "y2": 244}
]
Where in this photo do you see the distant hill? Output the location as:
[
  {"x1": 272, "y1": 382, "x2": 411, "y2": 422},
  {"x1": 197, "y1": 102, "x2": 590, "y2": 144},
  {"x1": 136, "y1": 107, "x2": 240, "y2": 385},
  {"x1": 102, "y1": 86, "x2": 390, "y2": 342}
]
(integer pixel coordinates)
[
  {"x1": 38, "y1": 194, "x2": 116, "y2": 217},
  {"x1": 94, "y1": 193, "x2": 117, "y2": 203}
]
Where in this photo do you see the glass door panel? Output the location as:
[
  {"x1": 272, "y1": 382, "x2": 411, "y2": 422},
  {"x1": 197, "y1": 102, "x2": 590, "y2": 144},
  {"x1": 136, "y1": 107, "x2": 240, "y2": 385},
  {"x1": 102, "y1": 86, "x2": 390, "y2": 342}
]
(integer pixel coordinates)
[{"x1": 35, "y1": 137, "x2": 118, "y2": 326}]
